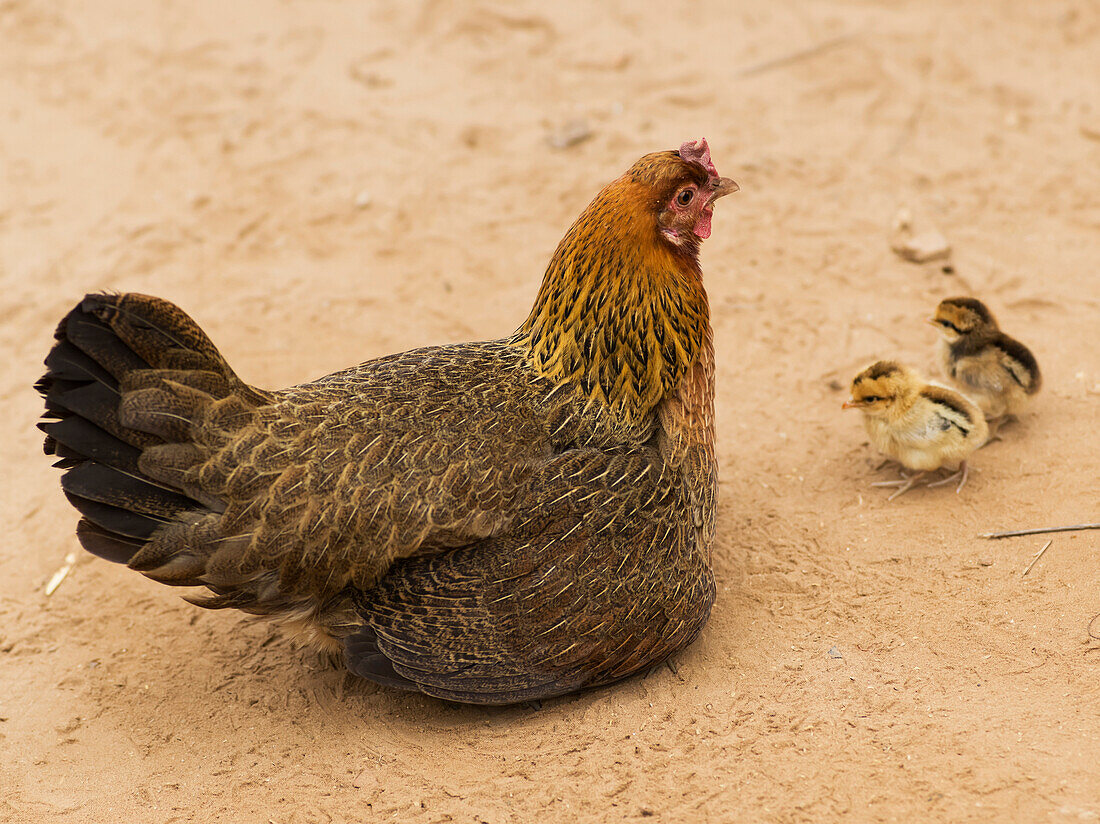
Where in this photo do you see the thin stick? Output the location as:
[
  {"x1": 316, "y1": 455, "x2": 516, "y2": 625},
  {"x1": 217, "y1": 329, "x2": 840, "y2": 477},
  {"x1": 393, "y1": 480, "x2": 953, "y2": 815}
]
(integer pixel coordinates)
[
  {"x1": 737, "y1": 35, "x2": 853, "y2": 78},
  {"x1": 980, "y1": 523, "x2": 1100, "y2": 539},
  {"x1": 44, "y1": 551, "x2": 78, "y2": 596},
  {"x1": 1022, "y1": 540, "x2": 1053, "y2": 577}
]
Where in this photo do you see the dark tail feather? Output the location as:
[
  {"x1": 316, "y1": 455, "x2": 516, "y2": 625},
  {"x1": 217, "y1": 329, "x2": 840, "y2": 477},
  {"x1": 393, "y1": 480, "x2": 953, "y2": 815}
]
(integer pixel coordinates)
[
  {"x1": 39, "y1": 416, "x2": 143, "y2": 473},
  {"x1": 76, "y1": 519, "x2": 146, "y2": 564},
  {"x1": 64, "y1": 491, "x2": 166, "y2": 541},
  {"x1": 65, "y1": 304, "x2": 151, "y2": 379},
  {"x1": 60, "y1": 462, "x2": 197, "y2": 518},
  {"x1": 44, "y1": 338, "x2": 123, "y2": 389},
  {"x1": 37, "y1": 293, "x2": 252, "y2": 570},
  {"x1": 42, "y1": 378, "x2": 154, "y2": 449}
]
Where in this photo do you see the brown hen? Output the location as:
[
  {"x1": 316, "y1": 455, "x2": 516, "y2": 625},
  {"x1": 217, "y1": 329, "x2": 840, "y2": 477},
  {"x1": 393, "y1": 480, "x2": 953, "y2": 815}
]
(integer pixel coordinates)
[{"x1": 37, "y1": 140, "x2": 738, "y2": 704}]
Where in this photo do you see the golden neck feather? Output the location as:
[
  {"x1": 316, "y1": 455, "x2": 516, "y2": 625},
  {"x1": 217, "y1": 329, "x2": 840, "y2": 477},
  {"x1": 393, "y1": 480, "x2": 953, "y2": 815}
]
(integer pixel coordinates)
[{"x1": 518, "y1": 176, "x2": 711, "y2": 426}]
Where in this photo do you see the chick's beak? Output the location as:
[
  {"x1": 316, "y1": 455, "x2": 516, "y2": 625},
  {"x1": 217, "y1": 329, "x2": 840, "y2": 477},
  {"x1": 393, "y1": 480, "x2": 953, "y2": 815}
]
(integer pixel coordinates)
[
  {"x1": 842, "y1": 400, "x2": 859, "y2": 410},
  {"x1": 925, "y1": 318, "x2": 940, "y2": 327},
  {"x1": 707, "y1": 176, "x2": 739, "y2": 205}
]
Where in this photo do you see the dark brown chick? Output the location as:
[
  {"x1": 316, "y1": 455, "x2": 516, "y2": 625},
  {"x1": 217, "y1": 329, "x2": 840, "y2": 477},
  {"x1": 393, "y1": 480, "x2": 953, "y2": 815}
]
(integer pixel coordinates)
[
  {"x1": 930, "y1": 296, "x2": 1041, "y2": 421},
  {"x1": 36, "y1": 140, "x2": 738, "y2": 705},
  {"x1": 844, "y1": 360, "x2": 988, "y2": 500}
]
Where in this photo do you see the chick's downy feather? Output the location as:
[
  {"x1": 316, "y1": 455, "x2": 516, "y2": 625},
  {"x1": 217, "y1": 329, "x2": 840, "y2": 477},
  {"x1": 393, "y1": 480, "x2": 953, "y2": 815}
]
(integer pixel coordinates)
[
  {"x1": 931, "y1": 296, "x2": 1041, "y2": 419},
  {"x1": 845, "y1": 360, "x2": 987, "y2": 499}
]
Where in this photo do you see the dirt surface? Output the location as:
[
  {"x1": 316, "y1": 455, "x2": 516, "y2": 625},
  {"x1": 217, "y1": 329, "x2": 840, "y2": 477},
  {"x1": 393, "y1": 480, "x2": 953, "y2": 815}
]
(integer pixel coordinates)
[{"x1": 2, "y1": 1, "x2": 1099, "y2": 822}]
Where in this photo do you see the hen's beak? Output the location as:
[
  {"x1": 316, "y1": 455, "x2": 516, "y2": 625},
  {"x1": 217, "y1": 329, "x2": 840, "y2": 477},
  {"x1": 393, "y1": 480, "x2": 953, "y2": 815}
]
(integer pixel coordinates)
[{"x1": 707, "y1": 176, "x2": 739, "y2": 205}]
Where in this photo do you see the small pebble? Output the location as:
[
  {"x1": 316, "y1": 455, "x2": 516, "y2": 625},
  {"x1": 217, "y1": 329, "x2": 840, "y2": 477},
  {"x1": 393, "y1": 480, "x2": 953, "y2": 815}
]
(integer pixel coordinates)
[
  {"x1": 892, "y1": 229, "x2": 951, "y2": 263},
  {"x1": 547, "y1": 119, "x2": 593, "y2": 150}
]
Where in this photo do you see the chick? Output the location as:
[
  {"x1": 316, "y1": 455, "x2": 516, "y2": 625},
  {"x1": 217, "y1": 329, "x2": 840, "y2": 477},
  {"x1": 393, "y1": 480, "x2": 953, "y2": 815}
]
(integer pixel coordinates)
[
  {"x1": 843, "y1": 360, "x2": 988, "y2": 500},
  {"x1": 930, "y1": 296, "x2": 1041, "y2": 421}
]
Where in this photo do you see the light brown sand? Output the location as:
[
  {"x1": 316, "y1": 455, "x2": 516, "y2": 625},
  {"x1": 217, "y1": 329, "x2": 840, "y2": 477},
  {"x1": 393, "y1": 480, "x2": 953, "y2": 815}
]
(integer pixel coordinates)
[{"x1": 2, "y1": 1, "x2": 1099, "y2": 821}]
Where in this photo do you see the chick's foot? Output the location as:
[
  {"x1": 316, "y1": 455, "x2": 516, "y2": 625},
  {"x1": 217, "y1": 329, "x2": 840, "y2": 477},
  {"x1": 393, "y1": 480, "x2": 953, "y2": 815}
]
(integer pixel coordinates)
[
  {"x1": 926, "y1": 460, "x2": 971, "y2": 494},
  {"x1": 871, "y1": 470, "x2": 927, "y2": 501}
]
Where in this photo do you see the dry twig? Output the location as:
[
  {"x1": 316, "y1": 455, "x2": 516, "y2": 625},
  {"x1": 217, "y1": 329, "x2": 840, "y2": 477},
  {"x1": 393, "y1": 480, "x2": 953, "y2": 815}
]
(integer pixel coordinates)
[
  {"x1": 980, "y1": 523, "x2": 1100, "y2": 539},
  {"x1": 44, "y1": 551, "x2": 78, "y2": 596},
  {"x1": 1022, "y1": 540, "x2": 1053, "y2": 577}
]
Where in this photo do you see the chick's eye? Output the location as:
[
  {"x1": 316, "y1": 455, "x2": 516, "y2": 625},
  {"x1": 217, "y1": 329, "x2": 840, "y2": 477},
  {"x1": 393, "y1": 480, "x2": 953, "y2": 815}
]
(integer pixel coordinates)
[
  {"x1": 676, "y1": 189, "x2": 694, "y2": 206},
  {"x1": 863, "y1": 395, "x2": 880, "y2": 403}
]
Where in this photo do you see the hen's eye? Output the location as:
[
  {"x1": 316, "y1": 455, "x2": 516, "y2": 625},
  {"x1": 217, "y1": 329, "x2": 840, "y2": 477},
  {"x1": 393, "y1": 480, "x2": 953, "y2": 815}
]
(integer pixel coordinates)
[{"x1": 677, "y1": 189, "x2": 694, "y2": 206}]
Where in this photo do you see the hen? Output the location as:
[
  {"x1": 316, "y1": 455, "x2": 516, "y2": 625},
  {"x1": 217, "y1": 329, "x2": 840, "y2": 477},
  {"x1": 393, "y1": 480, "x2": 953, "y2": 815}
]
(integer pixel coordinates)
[{"x1": 37, "y1": 140, "x2": 737, "y2": 705}]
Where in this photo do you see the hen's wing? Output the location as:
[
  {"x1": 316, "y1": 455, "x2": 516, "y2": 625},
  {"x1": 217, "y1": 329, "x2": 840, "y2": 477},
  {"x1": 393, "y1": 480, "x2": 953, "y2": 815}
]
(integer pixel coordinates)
[
  {"x1": 345, "y1": 448, "x2": 715, "y2": 704},
  {"x1": 190, "y1": 342, "x2": 563, "y2": 600}
]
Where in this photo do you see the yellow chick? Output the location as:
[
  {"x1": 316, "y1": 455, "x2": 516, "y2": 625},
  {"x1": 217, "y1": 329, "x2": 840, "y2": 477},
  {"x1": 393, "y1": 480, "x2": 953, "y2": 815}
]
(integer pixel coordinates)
[
  {"x1": 930, "y1": 296, "x2": 1041, "y2": 421},
  {"x1": 843, "y1": 360, "x2": 989, "y2": 500}
]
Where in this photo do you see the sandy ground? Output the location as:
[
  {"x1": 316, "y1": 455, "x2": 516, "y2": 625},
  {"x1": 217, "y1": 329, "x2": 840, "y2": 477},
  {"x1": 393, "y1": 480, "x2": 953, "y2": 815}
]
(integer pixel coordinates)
[{"x1": 2, "y1": 1, "x2": 1099, "y2": 821}]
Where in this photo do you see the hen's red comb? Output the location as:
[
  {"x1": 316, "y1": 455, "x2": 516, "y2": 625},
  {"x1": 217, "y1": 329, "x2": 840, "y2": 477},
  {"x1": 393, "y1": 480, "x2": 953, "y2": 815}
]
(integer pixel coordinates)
[{"x1": 679, "y1": 138, "x2": 718, "y2": 177}]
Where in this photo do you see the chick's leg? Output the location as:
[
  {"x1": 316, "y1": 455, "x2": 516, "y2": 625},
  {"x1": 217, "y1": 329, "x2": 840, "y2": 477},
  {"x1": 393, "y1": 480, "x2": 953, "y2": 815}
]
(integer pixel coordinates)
[
  {"x1": 926, "y1": 460, "x2": 971, "y2": 494},
  {"x1": 981, "y1": 415, "x2": 1016, "y2": 445},
  {"x1": 871, "y1": 470, "x2": 926, "y2": 501}
]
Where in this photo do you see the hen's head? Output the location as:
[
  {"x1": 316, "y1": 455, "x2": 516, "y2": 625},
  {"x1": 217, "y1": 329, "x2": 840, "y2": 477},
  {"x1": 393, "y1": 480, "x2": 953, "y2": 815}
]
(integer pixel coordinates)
[
  {"x1": 522, "y1": 140, "x2": 737, "y2": 428},
  {"x1": 624, "y1": 139, "x2": 739, "y2": 251}
]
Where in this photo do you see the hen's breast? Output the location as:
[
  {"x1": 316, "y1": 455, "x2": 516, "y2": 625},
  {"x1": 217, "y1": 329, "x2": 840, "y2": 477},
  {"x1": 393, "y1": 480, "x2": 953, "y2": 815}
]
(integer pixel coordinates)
[{"x1": 655, "y1": 329, "x2": 718, "y2": 550}]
